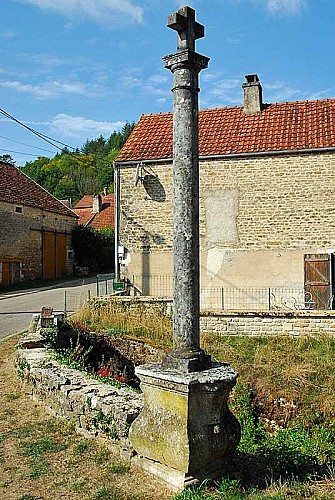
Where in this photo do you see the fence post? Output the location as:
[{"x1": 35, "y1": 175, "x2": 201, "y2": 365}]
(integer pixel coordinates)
[
  {"x1": 96, "y1": 277, "x2": 99, "y2": 296},
  {"x1": 88, "y1": 289, "x2": 91, "y2": 301},
  {"x1": 221, "y1": 288, "x2": 224, "y2": 310},
  {"x1": 64, "y1": 290, "x2": 67, "y2": 319},
  {"x1": 268, "y1": 287, "x2": 271, "y2": 310}
]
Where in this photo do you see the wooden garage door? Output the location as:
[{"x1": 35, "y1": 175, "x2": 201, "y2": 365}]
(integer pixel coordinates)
[
  {"x1": 43, "y1": 232, "x2": 67, "y2": 279},
  {"x1": 2, "y1": 263, "x2": 10, "y2": 285},
  {"x1": 43, "y1": 232, "x2": 55, "y2": 278},
  {"x1": 304, "y1": 253, "x2": 333, "y2": 309},
  {"x1": 56, "y1": 233, "x2": 67, "y2": 277}
]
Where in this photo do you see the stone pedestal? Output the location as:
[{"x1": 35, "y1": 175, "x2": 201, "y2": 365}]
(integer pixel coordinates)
[{"x1": 129, "y1": 362, "x2": 241, "y2": 491}]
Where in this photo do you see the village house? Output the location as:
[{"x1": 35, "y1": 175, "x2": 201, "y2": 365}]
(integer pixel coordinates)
[
  {"x1": 73, "y1": 190, "x2": 115, "y2": 230},
  {"x1": 0, "y1": 161, "x2": 77, "y2": 285},
  {"x1": 114, "y1": 75, "x2": 335, "y2": 309}
]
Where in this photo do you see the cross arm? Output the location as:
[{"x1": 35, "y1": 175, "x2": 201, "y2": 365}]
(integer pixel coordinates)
[{"x1": 167, "y1": 6, "x2": 205, "y2": 52}]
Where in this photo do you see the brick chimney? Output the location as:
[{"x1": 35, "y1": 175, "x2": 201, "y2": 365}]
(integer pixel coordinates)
[
  {"x1": 92, "y1": 194, "x2": 102, "y2": 213},
  {"x1": 242, "y1": 74, "x2": 263, "y2": 114}
]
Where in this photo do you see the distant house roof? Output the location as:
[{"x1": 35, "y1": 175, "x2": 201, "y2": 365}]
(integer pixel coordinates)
[
  {"x1": 0, "y1": 161, "x2": 77, "y2": 218},
  {"x1": 73, "y1": 194, "x2": 115, "y2": 230},
  {"x1": 115, "y1": 98, "x2": 335, "y2": 163}
]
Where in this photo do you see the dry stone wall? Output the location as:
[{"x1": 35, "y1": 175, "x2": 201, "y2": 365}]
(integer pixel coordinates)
[
  {"x1": 200, "y1": 310, "x2": 335, "y2": 337},
  {"x1": 16, "y1": 331, "x2": 143, "y2": 454}
]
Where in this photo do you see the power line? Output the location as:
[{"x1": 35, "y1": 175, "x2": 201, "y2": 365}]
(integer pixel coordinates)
[
  {"x1": 0, "y1": 107, "x2": 76, "y2": 152},
  {"x1": 0, "y1": 134, "x2": 55, "y2": 154},
  {"x1": 0, "y1": 148, "x2": 43, "y2": 158}
]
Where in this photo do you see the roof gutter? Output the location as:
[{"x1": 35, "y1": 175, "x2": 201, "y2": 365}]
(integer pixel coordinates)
[{"x1": 114, "y1": 146, "x2": 335, "y2": 167}]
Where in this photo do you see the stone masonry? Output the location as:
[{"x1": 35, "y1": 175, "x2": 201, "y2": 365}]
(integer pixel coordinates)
[
  {"x1": 0, "y1": 201, "x2": 75, "y2": 280},
  {"x1": 16, "y1": 330, "x2": 143, "y2": 456},
  {"x1": 119, "y1": 151, "x2": 335, "y2": 287}
]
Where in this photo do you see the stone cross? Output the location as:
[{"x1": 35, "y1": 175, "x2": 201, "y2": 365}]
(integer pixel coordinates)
[
  {"x1": 129, "y1": 8, "x2": 241, "y2": 485},
  {"x1": 167, "y1": 6, "x2": 204, "y2": 52},
  {"x1": 163, "y1": 7, "x2": 211, "y2": 372}
]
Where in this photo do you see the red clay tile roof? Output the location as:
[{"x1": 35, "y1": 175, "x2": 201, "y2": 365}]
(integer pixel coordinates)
[
  {"x1": 115, "y1": 99, "x2": 335, "y2": 162},
  {"x1": 73, "y1": 194, "x2": 115, "y2": 229},
  {"x1": 0, "y1": 161, "x2": 77, "y2": 218},
  {"x1": 74, "y1": 195, "x2": 94, "y2": 209}
]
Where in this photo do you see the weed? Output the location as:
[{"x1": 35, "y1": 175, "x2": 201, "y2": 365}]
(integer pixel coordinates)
[
  {"x1": 70, "y1": 477, "x2": 88, "y2": 492},
  {"x1": 106, "y1": 463, "x2": 130, "y2": 474},
  {"x1": 17, "y1": 358, "x2": 30, "y2": 380},
  {"x1": 233, "y1": 383, "x2": 266, "y2": 454},
  {"x1": 20, "y1": 436, "x2": 68, "y2": 456},
  {"x1": 4, "y1": 392, "x2": 21, "y2": 401},
  {"x1": 19, "y1": 495, "x2": 37, "y2": 500},
  {"x1": 218, "y1": 479, "x2": 245, "y2": 499},
  {"x1": 92, "y1": 447, "x2": 111, "y2": 464},
  {"x1": 91, "y1": 483, "x2": 133, "y2": 500},
  {"x1": 91, "y1": 410, "x2": 118, "y2": 438},
  {"x1": 73, "y1": 438, "x2": 92, "y2": 455},
  {"x1": 39, "y1": 326, "x2": 59, "y2": 346},
  {"x1": 28, "y1": 458, "x2": 50, "y2": 478},
  {"x1": 173, "y1": 485, "x2": 211, "y2": 500}
]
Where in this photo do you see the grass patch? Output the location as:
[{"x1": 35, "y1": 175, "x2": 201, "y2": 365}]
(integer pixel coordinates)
[
  {"x1": 71, "y1": 300, "x2": 335, "y2": 499},
  {"x1": 91, "y1": 484, "x2": 137, "y2": 500},
  {"x1": 73, "y1": 301, "x2": 335, "y2": 422}
]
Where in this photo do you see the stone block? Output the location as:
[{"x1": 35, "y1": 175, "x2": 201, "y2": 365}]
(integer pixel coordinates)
[{"x1": 129, "y1": 362, "x2": 240, "y2": 490}]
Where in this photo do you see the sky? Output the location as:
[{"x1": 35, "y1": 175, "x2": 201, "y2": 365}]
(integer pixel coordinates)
[{"x1": 1, "y1": 0, "x2": 334, "y2": 166}]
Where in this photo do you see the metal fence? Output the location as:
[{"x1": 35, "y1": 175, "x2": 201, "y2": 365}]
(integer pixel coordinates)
[
  {"x1": 124, "y1": 274, "x2": 331, "y2": 311},
  {"x1": 128, "y1": 274, "x2": 174, "y2": 298},
  {"x1": 200, "y1": 287, "x2": 316, "y2": 311}
]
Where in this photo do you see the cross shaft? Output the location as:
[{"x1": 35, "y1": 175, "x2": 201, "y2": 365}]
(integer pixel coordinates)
[{"x1": 167, "y1": 6, "x2": 204, "y2": 52}]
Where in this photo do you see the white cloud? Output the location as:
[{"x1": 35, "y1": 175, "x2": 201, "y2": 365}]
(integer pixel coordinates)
[
  {"x1": 0, "y1": 30, "x2": 17, "y2": 39},
  {"x1": 149, "y1": 74, "x2": 169, "y2": 84},
  {"x1": 118, "y1": 72, "x2": 168, "y2": 96},
  {"x1": 262, "y1": 0, "x2": 306, "y2": 15},
  {"x1": 29, "y1": 54, "x2": 83, "y2": 67},
  {"x1": 50, "y1": 113, "x2": 125, "y2": 138},
  {"x1": 155, "y1": 97, "x2": 167, "y2": 105},
  {"x1": 209, "y1": 77, "x2": 242, "y2": 104},
  {"x1": 231, "y1": 0, "x2": 306, "y2": 15},
  {"x1": 0, "y1": 79, "x2": 101, "y2": 99},
  {"x1": 13, "y1": 0, "x2": 143, "y2": 24},
  {"x1": 266, "y1": 81, "x2": 331, "y2": 102}
]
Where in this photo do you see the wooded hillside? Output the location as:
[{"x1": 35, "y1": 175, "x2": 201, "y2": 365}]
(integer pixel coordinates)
[{"x1": 21, "y1": 123, "x2": 134, "y2": 204}]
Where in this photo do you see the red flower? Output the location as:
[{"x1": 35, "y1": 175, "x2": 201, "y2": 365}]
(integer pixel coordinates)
[
  {"x1": 97, "y1": 367, "x2": 111, "y2": 377},
  {"x1": 113, "y1": 375, "x2": 125, "y2": 383}
]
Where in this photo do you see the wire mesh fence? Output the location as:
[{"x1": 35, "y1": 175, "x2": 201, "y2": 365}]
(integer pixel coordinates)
[
  {"x1": 128, "y1": 274, "x2": 174, "y2": 298},
  {"x1": 123, "y1": 275, "x2": 331, "y2": 311}
]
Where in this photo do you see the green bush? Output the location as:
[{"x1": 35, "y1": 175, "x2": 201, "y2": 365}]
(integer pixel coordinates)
[{"x1": 72, "y1": 225, "x2": 114, "y2": 273}]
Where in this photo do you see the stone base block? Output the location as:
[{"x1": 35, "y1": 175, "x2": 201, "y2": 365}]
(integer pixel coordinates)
[
  {"x1": 133, "y1": 454, "x2": 232, "y2": 492},
  {"x1": 129, "y1": 362, "x2": 241, "y2": 491}
]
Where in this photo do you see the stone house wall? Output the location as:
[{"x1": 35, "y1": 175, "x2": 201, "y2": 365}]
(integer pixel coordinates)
[
  {"x1": 0, "y1": 201, "x2": 76, "y2": 281},
  {"x1": 119, "y1": 151, "x2": 335, "y2": 288}
]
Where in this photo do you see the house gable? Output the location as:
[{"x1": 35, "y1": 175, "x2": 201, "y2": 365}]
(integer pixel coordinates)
[{"x1": 0, "y1": 161, "x2": 77, "y2": 218}]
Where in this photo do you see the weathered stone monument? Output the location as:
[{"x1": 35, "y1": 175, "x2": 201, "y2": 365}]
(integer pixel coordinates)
[{"x1": 129, "y1": 6, "x2": 240, "y2": 490}]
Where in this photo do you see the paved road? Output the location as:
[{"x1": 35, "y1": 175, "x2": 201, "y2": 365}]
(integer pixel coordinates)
[{"x1": 0, "y1": 279, "x2": 97, "y2": 340}]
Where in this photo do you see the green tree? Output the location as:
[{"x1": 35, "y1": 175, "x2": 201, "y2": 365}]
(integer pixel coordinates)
[
  {"x1": 72, "y1": 225, "x2": 114, "y2": 272},
  {"x1": 21, "y1": 122, "x2": 135, "y2": 203},
  {"x1": 0, "y1": 154, "x2": 16, "y2": 165}
]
